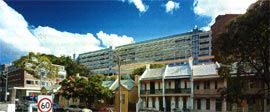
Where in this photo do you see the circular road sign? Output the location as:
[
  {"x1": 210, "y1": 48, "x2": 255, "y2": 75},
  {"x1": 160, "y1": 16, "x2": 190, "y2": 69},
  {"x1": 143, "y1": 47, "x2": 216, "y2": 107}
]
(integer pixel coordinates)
[{"x1": 38, "y1": 97, "x2": 52, "y2": 112}]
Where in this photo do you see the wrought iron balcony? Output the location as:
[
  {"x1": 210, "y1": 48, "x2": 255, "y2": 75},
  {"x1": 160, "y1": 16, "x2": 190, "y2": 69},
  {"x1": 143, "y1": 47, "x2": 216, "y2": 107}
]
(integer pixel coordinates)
[
  {"x1": 140, "y1": 89, "x2": 163, "y2": 95},
  {"x1": 165, "y1": 88, "x2": 191, "y2": 94}
]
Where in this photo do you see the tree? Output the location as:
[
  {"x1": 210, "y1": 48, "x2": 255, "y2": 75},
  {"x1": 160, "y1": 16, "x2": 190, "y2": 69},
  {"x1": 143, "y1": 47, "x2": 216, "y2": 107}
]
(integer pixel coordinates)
[
  {"x1": 14, "y1": 53, "x2": 91, "y2": 78},
  {"x1": 60, "y1": 76, "x2": 88, "y2": 101},
  {"x1": 213, "y1": 0, "x2": 270, "y2": 104},
  {"x1": 60, "y1": 74, "x2": 113, "y2": 107},
  {"x1": 13, "y1": 52, "x2": 59, "y2": 79},
  {"x1": 130, "y1": 66, "x2": 146, "y2": 80},
  {"x1": 41, "y1": 54, "x2": 92, "y2": 76},
  {"x1": 85, "y1": 74, "x2": 113, "y2": 107}
]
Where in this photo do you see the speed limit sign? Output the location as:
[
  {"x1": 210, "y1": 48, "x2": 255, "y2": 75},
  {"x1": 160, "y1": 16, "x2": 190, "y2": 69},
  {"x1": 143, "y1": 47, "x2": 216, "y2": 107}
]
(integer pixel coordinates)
[{"x1": 38, "y1": 95, "x2": 53, "y2": 112}]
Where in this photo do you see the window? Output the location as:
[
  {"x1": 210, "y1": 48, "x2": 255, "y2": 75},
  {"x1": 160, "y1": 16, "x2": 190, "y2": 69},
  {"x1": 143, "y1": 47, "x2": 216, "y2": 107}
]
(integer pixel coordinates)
[
  {"x1": 152, "y1": 98, "x2": 155, "y2": 108},
  {"x1": 41, "y1": 82, "x2": 48, "y2": 86},
  {"x1": 35, "y1": 81, "x2": 39, "y2": 85},
  {"x1": 195, "y1": 83, "x2": 200, "y2": 90},
  {"x1": 199, "y1": 47, "x2": 209, "y2": 50},
  {"x1": 184, "y1": 81, "x2": 187, "y2": 89},
  {"x1": 249, "y1": 80, "x2": 257, "y2": 88},
  {"x1": 175, "y1": 97, "x2": 179, "y2": 108},
  {"x1": 26, "y1": 80, "x2": 34, "y2": 85},
  {"x1": 216, "y1": 99, "x2": 222, "y2": 111},
  {"x1": 144, "y1": 83, "x2": 147, "y2": 91},
  {"x1": 122, "y1": 94, "x2": 125, "y2": 104},
  {"x1": 197, "y1": 99, "x2": 201, "y2": 110},
  {"x1": 206, "y1": 99, "x2": 210, "y2": 110},
  {"x1": 146, "y1": 98, "x2": 148, "y2": 107},
  {"x1": 204, "y1": 81, "x2": 210, "y2": 89},
  {"x1": 200, "y1": 41, "x2": 209, "y2": 44},
  {"x1": 168, "y1": 82, "x2": 171, "y2": 89},
  {"x1": 215, "y1": 81, "x2": 218, "y2": 89},
  {"x1": 183, "y1": 98, "x2": 187, "y2": 109}
]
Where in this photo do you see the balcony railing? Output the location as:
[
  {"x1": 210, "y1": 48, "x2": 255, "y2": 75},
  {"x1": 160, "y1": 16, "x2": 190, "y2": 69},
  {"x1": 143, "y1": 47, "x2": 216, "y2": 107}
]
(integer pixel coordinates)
[
  {"x1": 165, "y1": 88, "x2": 191, "y2": 94},
  {"x1": 140, "y1": 89, "x2": 163, "y2": 95},
  {"x1": 194, "y1": 89, "x2": 219, "y2": 95},
  {"x1": 140, "y1": 88, "x2": 191, "y2": 95}
]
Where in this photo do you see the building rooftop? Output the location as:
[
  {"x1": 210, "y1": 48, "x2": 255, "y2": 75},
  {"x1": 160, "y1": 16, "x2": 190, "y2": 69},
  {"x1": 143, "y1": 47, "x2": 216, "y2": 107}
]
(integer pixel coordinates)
[
  {"x1": 109, "y1": 79, "x2": 135, "y2": 91},
  {"x1": 102, "y1": 80, "x2": 115, "y2": 88},
  {"x1": 140, "y1": 67, "x2": 165, "y2": 80},
  {"x1": 193, "y1": 63, "x2": 218, "y2": 76},
  {"x1": 116, "y1": 29, "x2": 203, "y2": 48},
  {"x1": 139, "y1": 62, "x2": 220, "y2": 81},
  {"x1": 164, "y1": 65, "x2": 191, "y2": 79}
]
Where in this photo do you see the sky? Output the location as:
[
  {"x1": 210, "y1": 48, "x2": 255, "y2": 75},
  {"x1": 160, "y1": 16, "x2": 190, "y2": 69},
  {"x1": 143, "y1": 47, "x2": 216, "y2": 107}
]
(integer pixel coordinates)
[{"x1": 0, "y1": 0, "x2": 256, "y2": 64}]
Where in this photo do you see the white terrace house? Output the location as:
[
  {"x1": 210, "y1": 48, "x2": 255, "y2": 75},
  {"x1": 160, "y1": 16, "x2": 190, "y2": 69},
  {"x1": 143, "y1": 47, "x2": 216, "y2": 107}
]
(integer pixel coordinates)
[
  {"x1": 137, "y1": 61, "x2": 227, "y2": 112},
  {"x1": 138, "y1": 66, "x2": 165, "y2": 111}
]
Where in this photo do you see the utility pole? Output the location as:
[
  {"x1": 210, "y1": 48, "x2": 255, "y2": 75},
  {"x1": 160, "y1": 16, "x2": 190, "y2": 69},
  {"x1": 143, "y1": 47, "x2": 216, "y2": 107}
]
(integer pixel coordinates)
[
  {"x1": 118, "y1": 56, "x2": 121, "y2": 112},
  {"x1": 114, "y1": 53, "x2": 122, "y2": 112},
  {"x1": 111, "y1": 45, "x2": 121, "y2": 112}
]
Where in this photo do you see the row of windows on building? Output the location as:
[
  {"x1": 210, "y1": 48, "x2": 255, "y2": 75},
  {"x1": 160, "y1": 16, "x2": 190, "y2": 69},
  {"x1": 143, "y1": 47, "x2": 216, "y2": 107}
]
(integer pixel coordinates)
[
  {"x1": 142, "y1": 97, "x2": 222, "y2": 111},
  {"x1": 195, "y1": 98, "x2": 222, "y2": 111},
  {"x1": 25, "y1": 80, "x2": 50, "y2": 86},
  {"x1": 141, "y1": 80, "x2": 221, "y2": 91}
]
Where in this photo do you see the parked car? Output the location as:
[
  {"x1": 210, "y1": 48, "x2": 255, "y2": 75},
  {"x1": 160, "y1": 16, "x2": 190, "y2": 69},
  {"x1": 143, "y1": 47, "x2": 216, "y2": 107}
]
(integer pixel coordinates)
[
  {"x1": 78, "y1": 105, "x2": 92, "y2": 112},
  {"x1": 64, "y1": 105, "x2": 92, "y2": 112},
  {"x1": 53, "y1": 103, "x2": 65, "y2": 112},
  {"x1": 64, "y1": 105, "x2": 81, "y2": 112}
]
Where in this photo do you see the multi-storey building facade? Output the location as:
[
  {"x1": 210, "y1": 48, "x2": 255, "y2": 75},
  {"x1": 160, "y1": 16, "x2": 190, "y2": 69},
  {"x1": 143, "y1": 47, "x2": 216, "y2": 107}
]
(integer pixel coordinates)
[
  {"x1": 0, "y1": 64, "x2": 66, "y2": 103},
  {"x1": 78, "y1": 48, "x2": 114, "y2": 72},
  {"x1": 193, "y1": 64, "x2": 227, "y2": 112},
  {"x1": 78, "y1": 28, "x2": 214, "y2": 74},
  {"x1": 137, "y1": 61, "x2": 227, "y2": 112},
  {"x1": 163, "y1": 65, "x2": 192, "y2": 111},
  {"x1": 139, "y1": 65, "x2": 165, "y2": 111}
]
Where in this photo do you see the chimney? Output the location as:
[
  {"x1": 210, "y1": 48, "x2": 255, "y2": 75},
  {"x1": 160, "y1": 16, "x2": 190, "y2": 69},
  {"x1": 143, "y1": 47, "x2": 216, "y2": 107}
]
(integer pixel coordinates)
[
  {"x1": 134, "y1": 75, "x2": 140, "y2": 85},
  {"x1": 188, "y1": 57, "x2": 193, "y2": 69},
  {"x1": 146, "y1": 64, "x2": 150, "y2": 69}
]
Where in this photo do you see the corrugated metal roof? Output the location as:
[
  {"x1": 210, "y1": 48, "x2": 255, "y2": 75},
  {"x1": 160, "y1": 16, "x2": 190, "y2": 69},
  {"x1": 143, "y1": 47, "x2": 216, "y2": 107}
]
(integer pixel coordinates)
[
  {"x1": 193, "y1": 64, "x2": 218, "y2": 76},
  {"x1": 102, "y1": 81, "x2": 115, "y2": 88},
  {"x1": 140, "y1": 68, "x2": 165, "y2": 80},
  {"x1": 164, "y1": 65, "x2": 191, "y2": 79},
  {"x1": 109, "y1": 79, "x2": 135, "y2": 91}
]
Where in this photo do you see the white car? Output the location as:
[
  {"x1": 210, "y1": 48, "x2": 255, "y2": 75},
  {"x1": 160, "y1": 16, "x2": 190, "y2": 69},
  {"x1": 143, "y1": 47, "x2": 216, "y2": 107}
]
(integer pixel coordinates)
[
  {"x1": 64, "y1": 105, "x2": 81, "y2": 112},
  {"x1": 64, "y1": 105, "x2": 92, "y2": 112},
  {"x1": 80, "y1": 108, "x2": 92, "y2": 112}
]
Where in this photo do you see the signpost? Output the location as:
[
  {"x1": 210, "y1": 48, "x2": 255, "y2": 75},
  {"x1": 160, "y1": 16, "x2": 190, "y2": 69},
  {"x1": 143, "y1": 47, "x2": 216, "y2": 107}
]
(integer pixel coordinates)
[{"x1": 37, "y1": 95, "x2": 53, "y2": 112}]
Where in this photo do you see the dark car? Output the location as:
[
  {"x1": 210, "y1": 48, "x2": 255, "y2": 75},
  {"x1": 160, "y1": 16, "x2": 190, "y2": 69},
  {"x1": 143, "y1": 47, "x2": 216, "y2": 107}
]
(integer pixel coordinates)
[{"x1": 53, "y1": 103, "x2": 65, "y2": 112}]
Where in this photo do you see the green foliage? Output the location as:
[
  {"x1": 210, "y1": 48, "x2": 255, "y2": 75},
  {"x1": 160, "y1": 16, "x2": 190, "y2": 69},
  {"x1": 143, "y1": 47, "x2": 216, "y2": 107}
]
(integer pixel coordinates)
[
  {"x1": 130, "y1": 66, "x2": 146, "y2": 80},
  {"x1": 150, "y1": 64, "x2": 165, "y2": 69},
  {"x1": 41, "y1": 54, "x2": 92, "y2": 76},
  {"x1": 14, "y1": 53, "x2": 91, "y2": 77},
  {"x1": 105, "y1": 75, "x2": 117, "y2": 81},
  {"x1": 213, "y1": 0, "x2": 270, "y2": 103},
  {"x1": 60, "y1": 75, "x2": 113, "y2": 107},
  {"x1": 13, "y1": 52, "x2": 59, "y2": 79}
]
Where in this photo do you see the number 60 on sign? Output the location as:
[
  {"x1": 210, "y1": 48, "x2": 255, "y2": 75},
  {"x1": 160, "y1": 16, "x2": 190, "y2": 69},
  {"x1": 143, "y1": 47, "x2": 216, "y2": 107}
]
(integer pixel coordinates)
[{"x1": 38, "y1": 95, "x2": 53, "y2": 112}]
